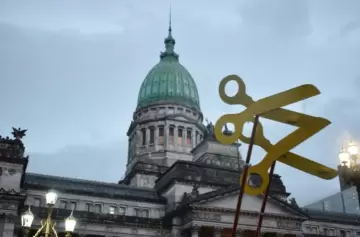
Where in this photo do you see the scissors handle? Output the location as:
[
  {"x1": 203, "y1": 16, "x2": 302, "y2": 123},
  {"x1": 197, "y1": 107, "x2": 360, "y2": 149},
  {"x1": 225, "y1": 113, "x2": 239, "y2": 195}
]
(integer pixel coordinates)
[{"x1": 218, "y1": 75, "x2": 253, "y2": 106}]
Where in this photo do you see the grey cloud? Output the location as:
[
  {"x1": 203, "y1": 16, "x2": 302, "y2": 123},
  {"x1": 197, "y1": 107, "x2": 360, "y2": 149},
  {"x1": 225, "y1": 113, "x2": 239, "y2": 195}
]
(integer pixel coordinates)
[
  {"x1": 27, "y1": 141, "x2": 127, "y2": 182},
  {"x1": 340, "y1": 20, "x2": 360, "y2": 37},
  {"x1": 238, "y1": 0, "x2": 312, "y2": 39}
]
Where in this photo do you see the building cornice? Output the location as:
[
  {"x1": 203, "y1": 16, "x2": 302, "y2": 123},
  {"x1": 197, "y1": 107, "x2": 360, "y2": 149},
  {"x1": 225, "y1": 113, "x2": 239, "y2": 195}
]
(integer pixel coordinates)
[{"x1": 23, "y1": 206, "x2": 165, "y2": 229}]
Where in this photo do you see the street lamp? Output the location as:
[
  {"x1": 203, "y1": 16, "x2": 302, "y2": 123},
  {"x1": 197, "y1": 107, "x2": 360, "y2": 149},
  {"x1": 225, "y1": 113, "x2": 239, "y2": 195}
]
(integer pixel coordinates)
[
  {"x1": 338, "y1": 141, "x2": 360, "y2": 206},
  {"x1": 21, "y1": 190, "x2": 77, "y2": 237}
]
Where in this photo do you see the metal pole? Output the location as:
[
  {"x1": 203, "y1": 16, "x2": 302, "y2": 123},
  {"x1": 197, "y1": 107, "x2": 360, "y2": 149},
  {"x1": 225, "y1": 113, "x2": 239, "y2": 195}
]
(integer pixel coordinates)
[
  {"x1": 230, "y1": 115, "x2": 259, "y2": 237},
  {"x1": 22, "y1": 228, "x2": 29, "y2": 237},
  {"x1": 255, "y1": 161, "x2": 276, "y2": 237},
  {"x1": 44, "y1": 206, "x2": 54, "y2": 237}
]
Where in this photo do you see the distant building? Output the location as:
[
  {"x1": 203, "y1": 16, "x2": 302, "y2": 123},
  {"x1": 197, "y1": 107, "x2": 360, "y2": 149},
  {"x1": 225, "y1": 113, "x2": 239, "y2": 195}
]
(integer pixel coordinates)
[
  {"x1": 1, "y1": 21, "x2": 360, "y2": 237},
  {"x1": 304, "y1": 186, "x2": 360, "y2": 215}
]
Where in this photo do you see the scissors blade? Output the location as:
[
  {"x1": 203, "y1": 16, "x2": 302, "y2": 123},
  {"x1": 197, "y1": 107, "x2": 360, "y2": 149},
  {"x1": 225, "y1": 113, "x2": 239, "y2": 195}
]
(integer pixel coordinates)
[
  {"x1": 252, "y1": 84, "x2": 320, "y2": 116},
  {"x1": 258, "y1": 105, "x2": 331, "y2": 128},
  {"x1": 278, "y1": 152, "x2": 338, "y2": 180}
]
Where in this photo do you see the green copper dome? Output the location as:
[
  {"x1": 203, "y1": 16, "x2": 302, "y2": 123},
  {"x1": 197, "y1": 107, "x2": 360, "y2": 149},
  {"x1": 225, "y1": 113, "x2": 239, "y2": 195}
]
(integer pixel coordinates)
[{"x1": 136, "y1": 25, "x2": 201, "y2": 111}]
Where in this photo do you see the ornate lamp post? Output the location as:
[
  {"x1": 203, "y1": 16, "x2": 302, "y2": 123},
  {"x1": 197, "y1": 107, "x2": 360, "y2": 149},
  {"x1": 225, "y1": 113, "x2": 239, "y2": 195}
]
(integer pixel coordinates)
[
  {"x1": 20, "y1": 190, "x2": 77, "y2": 237},
  {"x1": 338, "y1": 141, "x2": 360, "y2": 207}
]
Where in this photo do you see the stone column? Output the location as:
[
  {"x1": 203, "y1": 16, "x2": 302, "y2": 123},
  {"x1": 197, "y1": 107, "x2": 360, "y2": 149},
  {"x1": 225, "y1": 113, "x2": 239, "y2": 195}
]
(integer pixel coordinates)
[
  {"x1": 192, "y1": 129, "x2": 196, "y2": 148},
  {"x1": 174, "y1": 125, "x2": 178, "y2": 149},
  {"x1": 182, "y1": 127, "x2": 185, "y2": 147},
  {"x1": 155, "y1": 126, "x2": 159, "y2": 150},
  {"x1": 171, "y1": 217, "x2": 181, "y2": 237},
  {"x1": 164, "y1": 123, "x2": 169, "y2": 150},
  {"x1": 2, "y1": 216, "x2": 15, "y2": 237},
  {"x1": 146, "y1": 127, "x2": 150, "y2": 146}
]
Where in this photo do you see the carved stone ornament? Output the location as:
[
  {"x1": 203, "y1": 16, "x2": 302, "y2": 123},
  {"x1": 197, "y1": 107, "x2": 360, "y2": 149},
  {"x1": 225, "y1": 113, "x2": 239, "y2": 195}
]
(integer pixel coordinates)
[
  {"x1": 276, "y1": 220, "x2": 301, "y2": 230},
  {"x1": 192, "y1": 212, "x2": 221, "y2": 221},
  {"x1": 7, "y1": 168, "x2": 16, "y2": 176}
]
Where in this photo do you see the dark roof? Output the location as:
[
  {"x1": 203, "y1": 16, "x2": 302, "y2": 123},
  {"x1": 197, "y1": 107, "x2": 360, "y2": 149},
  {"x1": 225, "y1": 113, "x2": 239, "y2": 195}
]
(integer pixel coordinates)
[
  {"x1": 302, "y1": 208, "x2": 360, "y2": 225},
  {"x1": 154, "y1": 160, "x2": 289, "y2": 196},
  {"x1": 24, "y1": 173, "x2": 166, "y2": 204},
  {"x1": 120, "y1": 161, "x2": 168, "y2": 185}
]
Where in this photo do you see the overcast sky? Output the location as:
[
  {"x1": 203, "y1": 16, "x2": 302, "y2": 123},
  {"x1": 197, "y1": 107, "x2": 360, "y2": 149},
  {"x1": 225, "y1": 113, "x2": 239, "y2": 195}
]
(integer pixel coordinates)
[{"x1": 1, "y1": 0, "x2": 359, "y2": 206}]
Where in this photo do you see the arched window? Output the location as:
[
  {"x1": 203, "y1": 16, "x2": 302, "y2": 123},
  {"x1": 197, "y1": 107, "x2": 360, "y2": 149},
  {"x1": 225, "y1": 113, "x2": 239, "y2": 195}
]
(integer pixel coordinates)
[
  {"x1": 149, "y1": 127, "x2": 155, "y2": 145},
  {"x1": 169, "y1": 126, "x2": 175, "y2": 145},
  {"x1": 158, "y1": 126, "x2": 164, "y2": 145},
  {"x1": 141, "y1": 129, "x2": 146, "y2": 146},
  {"x1": 186, "y1": 129, "x2": 192, "y2": 145},
  {"x1": 178, "y1": 127, "x2": 183, "y2": 145}
]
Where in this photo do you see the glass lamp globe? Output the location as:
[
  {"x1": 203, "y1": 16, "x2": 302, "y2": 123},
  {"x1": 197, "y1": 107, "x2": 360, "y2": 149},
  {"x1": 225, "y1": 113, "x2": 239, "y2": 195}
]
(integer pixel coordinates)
[
  {"x1": 21, "y1": 207, "x2": 34, "y2": 228},
  {"x1": 45, "y1": 189, "x2": 58, "y2": 205},
  {"x1": 339, "y1": 148, "x2": 350, "y2": 165},
  {"x1": 348, "y1": 142, "x2": 359, "y2": 156},
  {"x1": 65, "y1": 212, "x2": 77, "y2": 232}
]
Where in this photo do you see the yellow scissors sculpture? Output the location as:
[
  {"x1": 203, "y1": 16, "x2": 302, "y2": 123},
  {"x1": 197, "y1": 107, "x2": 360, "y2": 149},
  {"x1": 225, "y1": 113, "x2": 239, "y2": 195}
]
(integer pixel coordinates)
[{"x1": 215, "y1": 75, "x2": 338, "y2": 196}]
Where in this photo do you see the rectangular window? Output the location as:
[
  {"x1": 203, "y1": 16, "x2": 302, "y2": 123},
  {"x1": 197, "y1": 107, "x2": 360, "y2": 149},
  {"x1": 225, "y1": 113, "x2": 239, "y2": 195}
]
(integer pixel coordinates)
[
  {"x1": 169, "y1": 127, "x2": 174, "y2": 144},
  {"x1": 186, "y1": 130, "x2": 192, "y2": 145},
  {"x1": 323, "y1": 228, "x2": 328, "y2": 235},
  {"x1": 135, "y1": 208, "x2": 149, "y2": 218},
  {"x1": 340, "y1": 230, "x2": 346, "y2": 237},
  {"x1": 60, "y1": 200, "x2": 68, "y2": 209},
  {"x1": 119, "y1": 207, "x2": 126, "y2": 215},
  {"x1": 311, "y1": 227, "x2": 318, "y2": 234},
  {"x1": 109, "y1": 206, "x2": 116, "y2": 215},
  {"x1": 158, "y1": 126, "x2": 164, "y2": 145},
  {"x1": 86, "y1": 203, "x2": 92, "y2": 212},
  {"x1": 94, "y1": 204, "x2": 102, "y2": 213},
  {"x1": 135, "y1": 208, "x2": 142, "y2": 217},
  {"x1": 149, "y1": 127, "x2": 155, "y2": 144},
  {"x1": 142, "y1": 129, "x2": 146, "y2": 146},
  {"x1": 70, "y1": 202, "x2": 77, "y2": 211},
  {"x1": 178, "y1": 128, "x2": 183, "y2": 145},
  {"x1": 34, "y1": 198, "x2": 41, "y2": 206}
]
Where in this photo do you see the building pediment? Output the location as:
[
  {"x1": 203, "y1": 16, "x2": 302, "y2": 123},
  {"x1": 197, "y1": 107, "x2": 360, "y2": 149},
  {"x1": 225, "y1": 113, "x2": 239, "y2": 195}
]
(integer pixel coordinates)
[
  {"x1": 174, "y1": 184, "x2": 307, "y2": 221},
  {"x1": 196, "y1": 192, "x2": 305, "y2": 218}
]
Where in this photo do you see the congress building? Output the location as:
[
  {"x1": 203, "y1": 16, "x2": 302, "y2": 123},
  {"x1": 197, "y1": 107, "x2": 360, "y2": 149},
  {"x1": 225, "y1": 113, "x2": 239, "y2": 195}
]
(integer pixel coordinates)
[{"x1": 0, "y1": 23, "x2": 359, "y2": 237}]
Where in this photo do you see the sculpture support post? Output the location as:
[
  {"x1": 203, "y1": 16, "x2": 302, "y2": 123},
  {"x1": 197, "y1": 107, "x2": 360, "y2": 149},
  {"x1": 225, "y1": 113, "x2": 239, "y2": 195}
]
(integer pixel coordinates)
[
  {"x1": 231, "y1": 115, "x2": 259, "y2": 237},
  {"x1": 255, "y1": 161, "x2": 276, "y2": 237}
]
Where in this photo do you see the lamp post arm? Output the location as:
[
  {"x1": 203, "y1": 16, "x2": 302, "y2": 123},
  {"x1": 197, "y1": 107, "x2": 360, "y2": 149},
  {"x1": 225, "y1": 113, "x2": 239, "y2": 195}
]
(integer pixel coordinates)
[
  {"x1": 51, "y1": 224, "x2": 59, "y2": 237},
  {"x1": 33, "y1": 224, "x2": 45, "y2": 237},
  {"x1": 356, "y1": 185, "x2": 360, "y2": 210},
  {"x1": 44, "y1": 206, "x2": 54, "y2": 237}
]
